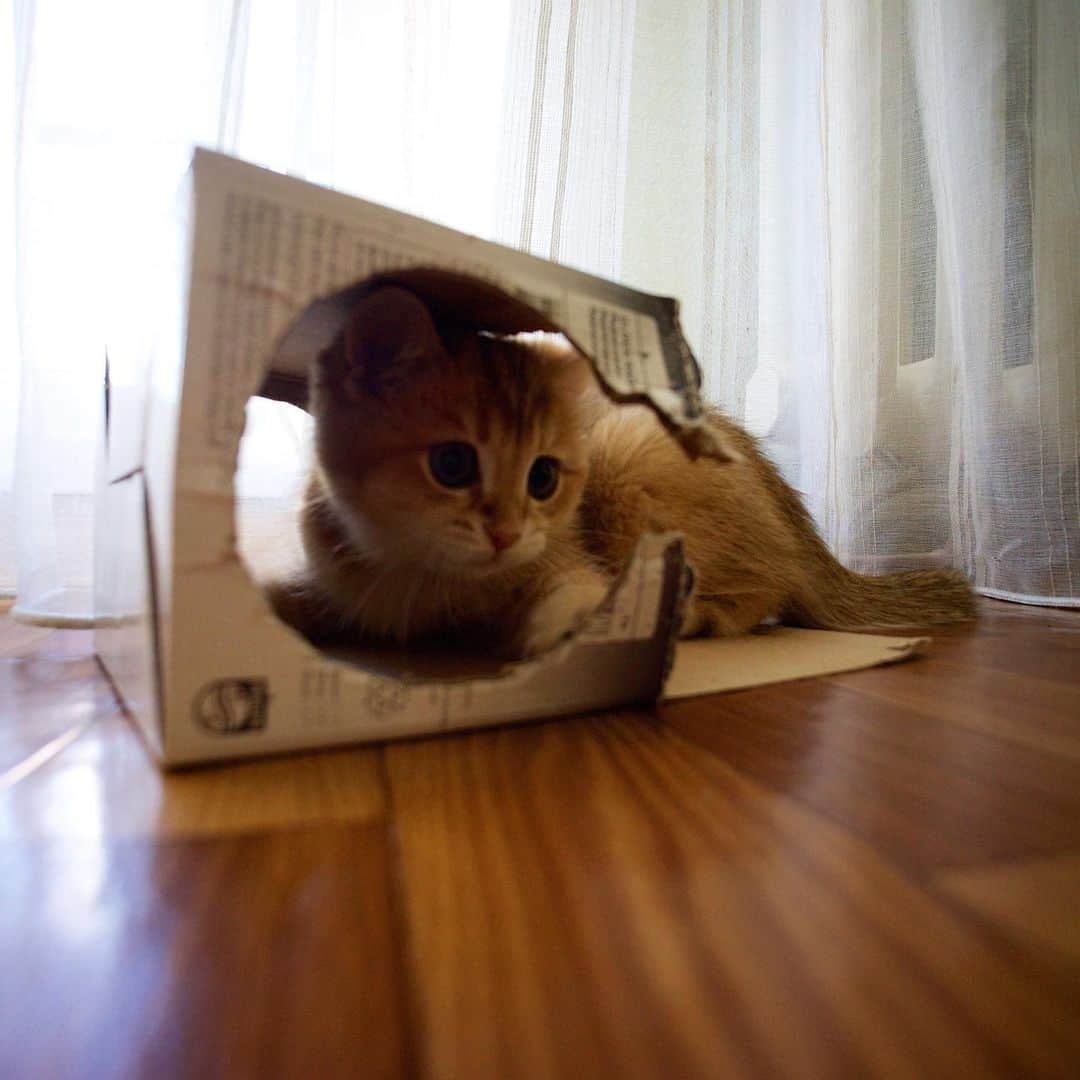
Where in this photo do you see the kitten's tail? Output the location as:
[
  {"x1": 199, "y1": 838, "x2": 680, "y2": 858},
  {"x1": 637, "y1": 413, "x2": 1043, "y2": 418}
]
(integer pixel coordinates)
[
  {"x1": 787, "y1": 560, "x2": 977, "y2": 631},
  {"x1": 754, "y1": 448, "x2": 977, "y2": 630}
]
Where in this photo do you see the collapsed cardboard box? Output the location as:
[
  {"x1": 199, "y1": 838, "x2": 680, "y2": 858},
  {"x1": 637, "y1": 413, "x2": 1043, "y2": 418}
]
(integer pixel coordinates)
[{"x1": 94, "y1": 149, "x2": 923, "y2": 767}]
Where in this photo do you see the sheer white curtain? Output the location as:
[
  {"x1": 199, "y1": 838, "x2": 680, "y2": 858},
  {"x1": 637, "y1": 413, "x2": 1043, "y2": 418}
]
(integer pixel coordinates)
[
  {"x1": 615, "y1": 0, "x2": 1078, "y2": 605},
  {"x1": 2, "y1": 0, "x2": 515, "y2": 622},
  {"x1": 3, "y1": 0, "x2": 1077, "y2": 623}
]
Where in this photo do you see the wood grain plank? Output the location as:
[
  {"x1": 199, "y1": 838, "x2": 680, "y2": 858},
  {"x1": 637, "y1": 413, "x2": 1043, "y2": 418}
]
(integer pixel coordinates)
[
  {"x1": 0, "y1": 629, "x2": 117, "y2": 777},
  {"x1": 1, "y1": 616, "x2": 411, "y2": 1078},
  {"x1": 825, "y1": 655, "x2": 1080, "y2": 760},
  {"x1": 0, "y1": 621, "x2": 54, "y2": 657},
  {"x1": 0, "y1": 612, "x2": 101, "y2": 661},
  {"x1": 961, "y1": 600, "x2": 1080, "y2": 633},
  {"x1": 0, "y1": 713, "x2": 388, "y2": 839},
  {"x1": 0, "y1": 615, "x2": 389, "y2": 837},
  {"x1": 662, "y1": 679, "x2": 1080, "y2": 872},
  {"x1": 936, "y1": 855, "x2": 1080, "y2": 966},
  {"x1": 3, "y1": 602, "x2": 1079, "y2": 1079},
  {"x1": 922, "y1": 619, "x2": 1080, "y2": 686},
  {"x1": 0, "y1": 825, "x2": 410, "y2": 1079},
  {"x1": 383, "y1": 714, "x2": 1080, "y2": 1079}
]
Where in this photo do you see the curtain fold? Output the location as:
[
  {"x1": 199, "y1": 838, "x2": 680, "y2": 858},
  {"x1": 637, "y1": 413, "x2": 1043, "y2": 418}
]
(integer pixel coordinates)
[
  {"x1": 2, "y1": 0, "x2": 1077, "y2": 622},
  {"x1": 619, "y1": 0, "x2": 1077, "y2": 603},
  {"x1": 496, "y1": 0, "x2": 636, "y2": 275},
  {"x1": 1, "y1": 0, "x2": 514, "y2": 623},
  {"x1": 907, "y1": 0, "x2": 1079, "y2": 602}
]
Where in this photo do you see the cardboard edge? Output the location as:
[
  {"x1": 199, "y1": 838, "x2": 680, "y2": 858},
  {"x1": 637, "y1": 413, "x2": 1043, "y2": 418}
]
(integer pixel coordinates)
[
  {"x1": 93, "y1": 362, "x2": 167, "y2": 759},
  {"x1": 880, "y1": 635, "x2": 931, "y2": 662},
  {"x1": 661, "y1": 631, "x2": 934, "y2": 703}
]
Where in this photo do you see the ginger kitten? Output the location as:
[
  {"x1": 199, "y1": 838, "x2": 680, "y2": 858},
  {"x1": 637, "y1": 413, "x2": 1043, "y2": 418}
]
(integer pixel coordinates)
[{"x1": 266, "y1": 286, "x2": 974, "y2": 657}]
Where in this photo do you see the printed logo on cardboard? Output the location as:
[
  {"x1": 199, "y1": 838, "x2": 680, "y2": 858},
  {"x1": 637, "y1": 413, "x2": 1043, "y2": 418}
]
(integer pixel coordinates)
[{"x1": 193, "y1": 678, "x2": 270, "y2": 734}]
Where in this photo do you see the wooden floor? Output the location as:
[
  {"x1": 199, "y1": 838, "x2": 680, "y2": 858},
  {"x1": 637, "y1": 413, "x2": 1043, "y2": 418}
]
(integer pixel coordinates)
[{"x1": 1, "y1": 598, "x2": 1078, "y2": 1078}]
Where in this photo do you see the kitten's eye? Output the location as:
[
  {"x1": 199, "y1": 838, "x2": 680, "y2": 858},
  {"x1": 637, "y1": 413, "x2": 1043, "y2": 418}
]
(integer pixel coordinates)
[
  {"x1": 527, "y1": 456, "x2": 560, "y2": 501},
  {"x1": 428, "y1": 442, "x2": 479, "y2": 488}
]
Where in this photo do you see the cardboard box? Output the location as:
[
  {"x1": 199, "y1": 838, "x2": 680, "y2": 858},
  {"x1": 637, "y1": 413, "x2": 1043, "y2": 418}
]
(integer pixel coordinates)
[
  {"x1": 92, "y1": 150, "x2": 716, "y2": 766},
  {"x1": 95, "y1": 149, "x2": 924, "y2": 767}
]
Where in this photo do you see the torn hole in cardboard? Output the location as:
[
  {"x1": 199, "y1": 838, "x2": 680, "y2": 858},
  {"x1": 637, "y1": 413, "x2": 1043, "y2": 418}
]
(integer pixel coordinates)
[{"x1": 235, "y1": 268, "x2": 696, "y2": 685}]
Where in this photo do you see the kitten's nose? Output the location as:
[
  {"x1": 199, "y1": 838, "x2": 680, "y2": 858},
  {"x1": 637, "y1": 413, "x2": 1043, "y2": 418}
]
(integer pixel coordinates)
[{"x1": 485, "y1": 525, "x2": 521, "y2": 554}]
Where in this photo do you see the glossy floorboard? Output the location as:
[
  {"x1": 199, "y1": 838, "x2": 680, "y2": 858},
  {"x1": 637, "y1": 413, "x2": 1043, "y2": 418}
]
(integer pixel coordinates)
[{"x1": 1, "y1": 599, "x2": 1078, "y2": 1078}]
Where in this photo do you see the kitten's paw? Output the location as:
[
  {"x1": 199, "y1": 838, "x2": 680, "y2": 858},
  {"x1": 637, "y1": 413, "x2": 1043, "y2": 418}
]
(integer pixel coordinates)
[
  {"x1": 264, "y1": 574, "x2": 345, "y2": 643},
  {"x1": 520, "y1": 580, "x2": 609, "y2": 657}
]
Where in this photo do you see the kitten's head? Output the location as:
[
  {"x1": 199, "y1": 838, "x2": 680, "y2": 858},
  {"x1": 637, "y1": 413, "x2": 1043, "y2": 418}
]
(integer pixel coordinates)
[{"x1": 311, "y1": 286, "x2": 596, "y2": 577}]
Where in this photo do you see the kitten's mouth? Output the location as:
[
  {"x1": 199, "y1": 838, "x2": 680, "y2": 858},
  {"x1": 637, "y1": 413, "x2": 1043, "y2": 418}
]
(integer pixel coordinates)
[
  {"x1": 429, "y1": 534, "x2": 543, "y2": 577},
  {"x1": 451, "y1": 548, "x2": 536, "y2": 577}
]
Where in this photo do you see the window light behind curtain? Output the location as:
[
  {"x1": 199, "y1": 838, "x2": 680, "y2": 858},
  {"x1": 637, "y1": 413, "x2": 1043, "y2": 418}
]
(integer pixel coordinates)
[{"x1": 2, "y1": 0, "x2": 1076, "y2": 624}]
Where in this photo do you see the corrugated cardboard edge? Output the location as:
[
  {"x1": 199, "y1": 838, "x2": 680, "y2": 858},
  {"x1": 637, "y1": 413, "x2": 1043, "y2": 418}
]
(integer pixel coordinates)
[
  {"x1": 663, "y1": 628, "x2": 930, "y2": 701},
  {"x1": 246, "y1": 266, "x2": 699, "y2": 695}
]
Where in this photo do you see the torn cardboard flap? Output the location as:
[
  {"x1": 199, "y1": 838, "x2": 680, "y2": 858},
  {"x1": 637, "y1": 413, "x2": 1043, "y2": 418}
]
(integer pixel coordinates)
[{"x1": 664, "y1": 629, "x2": 928, "y2": 700}]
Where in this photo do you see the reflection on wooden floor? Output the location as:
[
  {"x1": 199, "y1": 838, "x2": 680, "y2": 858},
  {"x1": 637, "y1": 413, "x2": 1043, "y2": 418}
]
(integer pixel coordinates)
[{"x1": 1, "y1": 597, "x2": 1078, "y2": 1076}]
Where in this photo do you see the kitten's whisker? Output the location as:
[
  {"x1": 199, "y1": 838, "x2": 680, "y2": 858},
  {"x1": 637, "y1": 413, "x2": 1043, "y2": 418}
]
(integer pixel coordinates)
[
  {"x1": 399, "y1": 573, "x2": 426, "y2": 643},
  {"x1": 355, "y1": 563, "x2": 397, "y2": 609}
]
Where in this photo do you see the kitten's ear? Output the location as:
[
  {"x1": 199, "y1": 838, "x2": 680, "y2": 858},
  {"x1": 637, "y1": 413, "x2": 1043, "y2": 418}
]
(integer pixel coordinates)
[
  {"x1": 524, "y1": 332, "x2": 596, "y2": 395},
  {"x1": 330, "y1": 286, "x2": 447, "y2": 399}
]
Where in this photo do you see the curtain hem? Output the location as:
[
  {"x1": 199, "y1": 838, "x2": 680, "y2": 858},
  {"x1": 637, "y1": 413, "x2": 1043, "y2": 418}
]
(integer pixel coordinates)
[
  {"x1": 975, "y1": 586, "x2": 1080, "y2": 610},
  {"x1": 9, "y1": 606, "x2": 99, "y2": 629}
]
